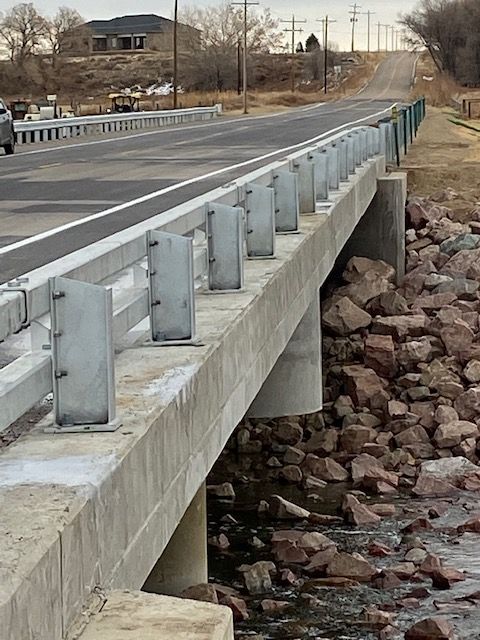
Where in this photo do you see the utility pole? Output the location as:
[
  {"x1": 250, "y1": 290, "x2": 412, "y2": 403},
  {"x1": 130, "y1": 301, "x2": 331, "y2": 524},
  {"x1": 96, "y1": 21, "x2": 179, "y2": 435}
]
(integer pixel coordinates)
[
  {"x1": 349, "y1": 3, "x2": 361, "y2": 53},
  {"x1": 317, "y1": 15, "x2": 337, "y2": 94},
  {"x1": 173, "y1": 0, "x2": 178, "y2": 109},
  {"x1": 281, "y1": 15, "x2": 307, "y2": 92},
  {"x1": 232, "y1": 0, "x2": 259, "y2": 114},
  {"x1": 361, "y1": 10, "x2": 375, "y2": 53},
  {"x1": 384, "y1": 24, "x2": 390, "y2": 51},
  {"x1": 391, "y1": 26, "x2": 395, "y2": 52},
  {"x1": 377, "y1": 21, "x2": 382, "y2": 51}
]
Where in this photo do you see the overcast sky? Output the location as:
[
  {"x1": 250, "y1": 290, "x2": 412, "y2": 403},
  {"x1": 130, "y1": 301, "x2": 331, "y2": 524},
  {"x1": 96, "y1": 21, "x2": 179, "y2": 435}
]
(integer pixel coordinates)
[{"x1": 0, "y1": 0, "x2": 419, "y2": 51}]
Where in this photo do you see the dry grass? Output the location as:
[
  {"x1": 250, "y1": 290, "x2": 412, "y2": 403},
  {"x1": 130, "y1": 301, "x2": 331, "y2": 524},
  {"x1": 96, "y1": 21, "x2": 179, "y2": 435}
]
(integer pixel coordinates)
[
  {"x1": 410, "y1": 52, "x2": 463, "y2": 107},
  {"x1": 72, "y1": 52, "x2": 386, "y2": 116}
]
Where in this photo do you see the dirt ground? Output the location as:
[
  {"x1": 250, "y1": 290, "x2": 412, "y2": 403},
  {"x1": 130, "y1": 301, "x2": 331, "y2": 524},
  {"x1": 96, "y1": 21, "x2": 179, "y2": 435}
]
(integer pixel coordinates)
[{"x1": 403, "y1": 106, "x2": 480, "y2": 219}]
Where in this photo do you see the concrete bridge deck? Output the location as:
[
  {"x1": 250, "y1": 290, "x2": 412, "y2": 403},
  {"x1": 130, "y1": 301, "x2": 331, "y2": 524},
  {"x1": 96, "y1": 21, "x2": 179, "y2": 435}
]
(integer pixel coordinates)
[{"x1": 0, "y1": 154, "x2": 407, "y2": 639}]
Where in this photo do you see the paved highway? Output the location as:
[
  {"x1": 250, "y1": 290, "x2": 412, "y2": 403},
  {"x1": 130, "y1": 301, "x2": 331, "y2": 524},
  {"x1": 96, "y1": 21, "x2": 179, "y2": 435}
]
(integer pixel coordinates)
[{"x1": 0, "y1": 52, "x2": 416, "y2": 282}]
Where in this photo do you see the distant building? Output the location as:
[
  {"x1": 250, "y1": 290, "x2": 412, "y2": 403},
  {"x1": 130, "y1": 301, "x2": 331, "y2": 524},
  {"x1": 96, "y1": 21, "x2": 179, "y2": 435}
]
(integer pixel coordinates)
[{"x1": 83, "y1": 14, "x2": 198, "y2": 54}]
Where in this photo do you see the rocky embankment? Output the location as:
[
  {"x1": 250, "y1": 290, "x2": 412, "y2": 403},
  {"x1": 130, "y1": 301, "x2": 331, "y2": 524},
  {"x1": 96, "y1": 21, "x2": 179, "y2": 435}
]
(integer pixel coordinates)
[{"x1": 185, "y1": 191, "x2": 480, "y2": 639}]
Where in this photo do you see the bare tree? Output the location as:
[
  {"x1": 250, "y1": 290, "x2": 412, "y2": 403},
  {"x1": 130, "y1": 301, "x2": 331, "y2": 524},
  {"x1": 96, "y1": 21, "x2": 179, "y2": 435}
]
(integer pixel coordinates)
[
  {"x1": 180, "y1": 2, "x2": 281, "y2": 91},
  {"x1": 47, "y1": 6, "x2": 87, "y2": 59},
  {"x1": 401, "y1": 0, "x2": 480, "y2": 84},
  {"x1": 0, "y1": 3, "x2": 47, "y2": 65}
]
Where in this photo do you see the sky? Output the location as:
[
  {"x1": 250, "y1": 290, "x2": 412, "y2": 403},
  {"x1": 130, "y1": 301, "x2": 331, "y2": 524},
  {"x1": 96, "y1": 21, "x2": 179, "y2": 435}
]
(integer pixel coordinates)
[{"x1": 0, "y1": 0, "x2": 420, "y2": 51}]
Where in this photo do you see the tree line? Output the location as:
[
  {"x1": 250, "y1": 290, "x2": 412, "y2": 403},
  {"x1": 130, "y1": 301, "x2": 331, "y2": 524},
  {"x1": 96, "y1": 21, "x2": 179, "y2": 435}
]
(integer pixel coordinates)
[
  {"x1": 402, "y1": 0, "x2": 480, "y2": 86},
  {"x1": 0, "y1": 1, "x2": 338, "y2": 98}
]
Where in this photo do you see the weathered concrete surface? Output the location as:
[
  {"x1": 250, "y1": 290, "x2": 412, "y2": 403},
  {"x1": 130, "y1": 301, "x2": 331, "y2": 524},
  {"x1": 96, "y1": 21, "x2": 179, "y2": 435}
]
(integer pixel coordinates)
[
  {"x1": 0, "y1": 156, "x2": 386, "y2": 640},
  {"x1": 337, "y1": 173, "x2": 407, "y2": 284},
  {"x1": 76, "y1": 591, "x2": 233, "y2": 640},
  {"x1": 143, "y1": 484, "x2": 208, "y2": 596},
  {"x1": 248, "y1": 289, "x2": 322, "y2": 418}
]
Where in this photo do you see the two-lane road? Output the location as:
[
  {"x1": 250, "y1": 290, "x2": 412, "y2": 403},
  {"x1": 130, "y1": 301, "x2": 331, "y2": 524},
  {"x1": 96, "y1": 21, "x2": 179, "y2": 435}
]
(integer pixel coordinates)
[{"x1": 0, "y1": 52, "x2": 416, "y2": 282}]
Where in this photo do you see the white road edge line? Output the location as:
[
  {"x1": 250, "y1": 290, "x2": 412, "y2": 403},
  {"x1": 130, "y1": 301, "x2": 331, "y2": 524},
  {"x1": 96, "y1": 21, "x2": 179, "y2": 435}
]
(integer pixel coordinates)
[
  {"x1": 11, "y1": 104, "x2": 323, "y2": 158},
  {"x1": 0, "y1": 105, "x2": 393, "y2": 257}
]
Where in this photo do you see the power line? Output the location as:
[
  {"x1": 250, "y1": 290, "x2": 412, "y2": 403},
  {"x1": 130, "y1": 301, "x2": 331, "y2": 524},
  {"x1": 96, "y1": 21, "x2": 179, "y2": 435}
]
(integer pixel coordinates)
[
  {"x1": 317, "y1": 15, "x2": 337, "y2": 94},
  {"x1": 360, "y1": 10, "x2": 375, "y2": 53},
  {"x1": 349, "y1": 3, "x2": 361, "y2": 53},
  {"x1": 231, "y1": 0, "x2": 259, "y2": 114},
  {"x1": 280, "y1": 14, "x2": 307, "y2": 92}
]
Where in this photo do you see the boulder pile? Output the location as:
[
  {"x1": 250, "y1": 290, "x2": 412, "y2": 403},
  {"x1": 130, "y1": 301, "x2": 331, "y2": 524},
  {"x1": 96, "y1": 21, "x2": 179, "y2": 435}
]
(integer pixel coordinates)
[
  {"x1": 190, "y1": 194, "x2": 480, "y2": 638},
  {"x1": 235, "y1": 195, "x2": 480, "y2": 501}
]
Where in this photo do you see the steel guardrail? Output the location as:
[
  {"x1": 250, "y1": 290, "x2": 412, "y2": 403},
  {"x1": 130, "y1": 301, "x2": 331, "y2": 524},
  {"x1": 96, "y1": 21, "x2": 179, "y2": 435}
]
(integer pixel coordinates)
[
  {"x1": 0, "y1": 99, "x2": 426, "y2": 433},
  {"x1": 13, "y1": 105, "x2": 221, "y2": 145}
]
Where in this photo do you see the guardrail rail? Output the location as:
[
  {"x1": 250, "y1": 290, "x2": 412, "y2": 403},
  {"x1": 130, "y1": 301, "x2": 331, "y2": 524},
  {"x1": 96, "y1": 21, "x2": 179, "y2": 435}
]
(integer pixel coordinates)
[{"x1": 14, "y1": 105, "x2": 221, "y2": 145}]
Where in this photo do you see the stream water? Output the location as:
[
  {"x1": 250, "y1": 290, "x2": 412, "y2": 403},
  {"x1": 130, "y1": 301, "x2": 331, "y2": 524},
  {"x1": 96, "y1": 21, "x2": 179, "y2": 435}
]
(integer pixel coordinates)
[{"x1": 207, "y1": 452, "x2": 480, "y2": 639}]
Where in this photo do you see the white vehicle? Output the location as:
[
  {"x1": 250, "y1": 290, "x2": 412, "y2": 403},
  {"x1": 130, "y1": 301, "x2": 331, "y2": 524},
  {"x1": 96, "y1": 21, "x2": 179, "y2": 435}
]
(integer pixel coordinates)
[{"x1": 0, "y1": 98, "x2": 15, "y2": 155}]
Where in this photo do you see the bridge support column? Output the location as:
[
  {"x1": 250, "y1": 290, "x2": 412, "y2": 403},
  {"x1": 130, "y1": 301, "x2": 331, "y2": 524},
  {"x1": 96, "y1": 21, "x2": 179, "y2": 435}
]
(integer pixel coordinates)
[
  {"x1": 143, "y1": 484, "x2": 207, "y2": 597},
  {"x1": 339, "y1": 173, "x2": 407, "y2": 283},
  {"x1": 247, "y1": 290, "x2": 322, "y2": 419}
]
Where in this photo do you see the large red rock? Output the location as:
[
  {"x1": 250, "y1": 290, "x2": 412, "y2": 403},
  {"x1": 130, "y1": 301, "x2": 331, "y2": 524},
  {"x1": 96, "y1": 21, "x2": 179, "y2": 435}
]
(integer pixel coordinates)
[
  {"x1": 367, "y1": 290, "x2": 409, "y2": 316},
  {"x1": 272, "y1": 540, "x2": 309, "y2": 564},
  {"x1": 221, "y1": 596, "x2": 249, "y2": 621},
  {"x1": 372, "y1": 315, "x2": 427, "y2": 339},
  {"x1": 394, "y1": 424, "x2": 430, "y2": 447},
  {"x1": 458, "y1": 515, "x2": 480, "y2": 533},
  {"x1": 326, "y1": 552, "x2": 377, "y2": 582},
  {"x1": 396, "y1": 339, "x2": 434, "y2": 369},
  {"x1": 351, "y1": 453, "x2": 384, "y2": 483},
  {"x1": 275, "y1": 421, "x2": 303, "y2": 445},
  {"x1": 361, "y1": 467, "x2": 399, "y2": 494},
  {"x1": 433, "y1": 420, "x2": 479, "y2": 448},
  {"x1": 342, "y1": 493, "x2": 381, "y2": 526},
  {"x1": 343, "y1": 256, "x2": 396, "y2": 283},
  {"x1": 305, "y1": 546, "x2": 338, "y2": 573},
  {"x1": 339, "y1": 425, "x2": 377, "y2": 454},
  {"x1": 336, "y1": 270, "x2": 393, "y2": 307},
  {"x1": 269, "y1": 495, "x2": 310, "y2": 520},
  {"x1": 404, "y1": 617, "x2": 455, "y2": 639},
  {"x1": 323, "y1": 296, "x2": 372, "y2": 336},
  {"x1": 431, "y1": 567, "x2": 465, "y2": 589},
  {"x1": 342, "y1": 365, "x2": 387, "y2": 408},
  {"x1": 304, "y1": 454, "x2": 349, "y2": 482},
  {"x1": 414, "y1": 292, "x2": 458, "y2": 310},
  {"x1": 181, "y1": 583, "x2": 218, "y2": 603},
  {"x1": 440, "y1": 319, "x2": 474, "y2": 357},
  {"x1": 364, "y1": 334, "x2": 397, "y2": 378},
  {"x1": 412, "y1": 474, "x2": 457, "y2": 498},
  {"x1": 305, "y1": 429, "x2": 338, "y2": 455},
  {"x1": 454, "y1": 387, "x2": 480, "y2": 420}
]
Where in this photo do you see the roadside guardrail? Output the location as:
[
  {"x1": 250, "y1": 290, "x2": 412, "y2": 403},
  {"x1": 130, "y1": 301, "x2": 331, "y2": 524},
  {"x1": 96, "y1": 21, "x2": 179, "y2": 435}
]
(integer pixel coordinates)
[
  {"x1": 13, "y1": 105, "x2": 221, "y2": 145},
  {"x1": 0, "y1": 98, "x2": 426, "y2": 433}
]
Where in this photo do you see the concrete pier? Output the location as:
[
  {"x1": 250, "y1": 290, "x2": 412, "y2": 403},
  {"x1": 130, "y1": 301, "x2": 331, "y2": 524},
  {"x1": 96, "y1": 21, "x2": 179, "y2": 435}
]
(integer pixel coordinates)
[
  {"x1": 247, "y1": 290, "x2": 322, "y2": 418},
  {"x1": 143, "y1": 484, "x2": 208, "y2": 596}
]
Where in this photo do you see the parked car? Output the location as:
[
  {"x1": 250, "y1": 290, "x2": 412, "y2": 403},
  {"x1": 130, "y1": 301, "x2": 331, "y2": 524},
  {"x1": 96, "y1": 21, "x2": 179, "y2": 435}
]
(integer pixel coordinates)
[{"x1": 0, "y1": 98, "x2": 15, "y2": 155}]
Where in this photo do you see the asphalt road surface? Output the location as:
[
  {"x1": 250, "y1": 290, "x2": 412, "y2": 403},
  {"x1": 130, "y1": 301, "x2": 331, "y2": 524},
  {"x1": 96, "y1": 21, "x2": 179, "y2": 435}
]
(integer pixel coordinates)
[{"x1": 0, "y1": 52, "x2": 416, "y2": 283}]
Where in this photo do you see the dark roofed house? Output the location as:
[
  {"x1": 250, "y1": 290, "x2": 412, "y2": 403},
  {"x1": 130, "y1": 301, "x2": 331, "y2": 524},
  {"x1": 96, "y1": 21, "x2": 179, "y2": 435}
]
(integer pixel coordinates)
[{"x1": 86, "y1": 14, "x2": 198, "y2": 54}]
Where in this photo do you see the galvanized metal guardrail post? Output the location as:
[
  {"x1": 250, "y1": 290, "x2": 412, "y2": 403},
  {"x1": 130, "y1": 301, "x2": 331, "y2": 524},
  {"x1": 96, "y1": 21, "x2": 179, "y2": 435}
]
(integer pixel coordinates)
[
  {"x1": 244, "y1": 183, "x2": 276, "y2": 259},
  {"x1": 147, "y1": 230, "x2": 196, "y2": 343},
  {"x1": 47, "y1": 276, "x2": 119, "y2": 432},
  {"x1": 311, "y1": 148, "x2": 329, "y2": 202},
  {"x1": 271, "y1": 170, "x2": 300, "y2": 233},
  {"x1": 291, "y1": 156, "x2": 317, "y2": 213},
  {"x1": 206, "y1": 203, "x2": 244, "y2": 291}
]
